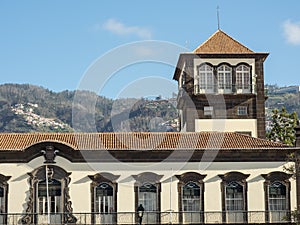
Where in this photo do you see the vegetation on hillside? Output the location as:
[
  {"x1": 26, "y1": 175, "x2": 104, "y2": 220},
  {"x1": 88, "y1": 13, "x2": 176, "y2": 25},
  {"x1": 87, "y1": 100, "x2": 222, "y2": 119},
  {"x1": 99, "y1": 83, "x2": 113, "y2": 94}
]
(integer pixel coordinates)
[
  {"x1": 0, "y1": 84, "x2": 178, "y2": 132},
  {"x1": 266, "y1": 107, "x2": 298, "y2": 146},
  {"x1": 0, "y1": 83, "x2": 300, "y2": 133}
]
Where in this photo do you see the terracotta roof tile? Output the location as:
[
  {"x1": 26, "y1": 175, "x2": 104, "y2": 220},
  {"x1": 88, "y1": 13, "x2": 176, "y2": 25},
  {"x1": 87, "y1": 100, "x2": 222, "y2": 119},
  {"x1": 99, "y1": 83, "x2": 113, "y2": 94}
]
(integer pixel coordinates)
[
  {"x1": 193, "y1": 30, "x2": 254, "y2": 54},
  {"x1": 0, "y1": 132, "x2": 288, "y2": 151}
]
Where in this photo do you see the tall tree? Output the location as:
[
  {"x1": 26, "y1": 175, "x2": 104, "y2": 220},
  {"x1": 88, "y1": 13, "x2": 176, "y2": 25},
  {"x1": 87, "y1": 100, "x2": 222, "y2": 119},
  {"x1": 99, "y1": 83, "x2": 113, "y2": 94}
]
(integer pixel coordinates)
[{"x1": 267, "y1": 107, "x2": 298, "y2": 146}]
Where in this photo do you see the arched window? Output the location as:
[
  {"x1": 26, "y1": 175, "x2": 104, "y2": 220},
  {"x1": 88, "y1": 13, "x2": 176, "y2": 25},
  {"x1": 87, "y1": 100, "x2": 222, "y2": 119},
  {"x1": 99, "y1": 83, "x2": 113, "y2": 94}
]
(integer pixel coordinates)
[
  {"x1": 269, "y1": 181, "x2": 286, "y2": 211},
  {"x1": 89, "y1": 172, "x2": 119, "y2": 225},
  {"x1": 219, "y1": 172, "x2": 249, "y2": 223},
  {"x1": 197, "y1": 64, "x2": 214, "y2": 94},
  {"x1": 262, "y1": 172, "x2": 291, "y2": 223},
  {"x1": 21, "y1": 166, "x2": 76, "y2": 225},
  {"x1": 217, "y1": 65, "x2": 232, "y2": 93},
  {"x1": 139, "y1": 183, "x2": 157, "y2": 211},
  {"x1": 133, "y1": 172, "x2": 163, "y2": 224},
  {"x1": 95, "y1": 183, "x2": 114, "y2": 213},
  {"x1": 236, "y1": 65, "x2": 251, "y2": 93},
  {"x1": 37, "y1": 179, "x2": 62, "y2": 215},
  {"x1": 176, "y1": 172, "x2": 206, "y2": 224},
  {"x1": 225, "y1": 181, "x2": 244, "y2": 211},
  {"x1": 182, "y1": 182, "x2": 200, "y2": 211}
]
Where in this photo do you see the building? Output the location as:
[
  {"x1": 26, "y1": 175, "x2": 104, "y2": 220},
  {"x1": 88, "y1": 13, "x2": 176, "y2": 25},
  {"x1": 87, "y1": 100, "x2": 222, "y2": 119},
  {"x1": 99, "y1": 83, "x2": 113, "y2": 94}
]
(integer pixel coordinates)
[
  {"x1": 174, "y1": 30, "x2": 268, "y2": 138},
  {"x1": 0, "y1": 30, "x2": 299, "y2": 225}
]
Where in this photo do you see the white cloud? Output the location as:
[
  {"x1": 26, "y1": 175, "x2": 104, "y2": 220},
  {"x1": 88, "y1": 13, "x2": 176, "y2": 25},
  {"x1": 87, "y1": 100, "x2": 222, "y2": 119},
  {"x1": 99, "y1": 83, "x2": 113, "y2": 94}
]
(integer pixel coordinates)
[
  {"x1": 283, "y1": 20, "x2": 300, "y2": 45},
  {"x1": 102, "y1": 19, "x2": 152, "y2": 39}
]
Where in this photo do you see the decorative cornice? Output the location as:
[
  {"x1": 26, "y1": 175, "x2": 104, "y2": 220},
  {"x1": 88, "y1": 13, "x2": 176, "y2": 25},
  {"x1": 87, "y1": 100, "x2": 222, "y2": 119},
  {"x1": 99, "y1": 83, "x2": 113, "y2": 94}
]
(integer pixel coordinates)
[
  {"x1": 175, "y1": 172, "x2": 206, "y2": 184},
  {"x1": 218, "y1": 171, "x2": 250, "y2": 182},
  {"x1": 261, "y1": 171, "x2": 293, "y2": 182},
  {"x1": 88, "y1": 172, "x2": 120, "y2": 183},
  {"x1": 132, "y1": 172, "x2": 163, "y2": 184}
]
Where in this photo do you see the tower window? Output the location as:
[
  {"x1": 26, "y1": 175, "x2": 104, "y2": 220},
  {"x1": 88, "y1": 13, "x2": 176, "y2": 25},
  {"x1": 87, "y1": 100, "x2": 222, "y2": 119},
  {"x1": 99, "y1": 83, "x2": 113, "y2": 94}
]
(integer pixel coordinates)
[
  {"x1": 236, "y1": 65, "x2": 251, "y2": 93},
  {"x1": 237, "y1": 106, "x2": 247, "y2": 115},
  {"x1": 204, "y1": 106, "x2": 214, "y2": 116},
  {"x1": 217, "y1": 65, "x2": 232, "y2": 93},
  {"x1": 197, "y1": 64, "x2": 214, "y2": 94}
]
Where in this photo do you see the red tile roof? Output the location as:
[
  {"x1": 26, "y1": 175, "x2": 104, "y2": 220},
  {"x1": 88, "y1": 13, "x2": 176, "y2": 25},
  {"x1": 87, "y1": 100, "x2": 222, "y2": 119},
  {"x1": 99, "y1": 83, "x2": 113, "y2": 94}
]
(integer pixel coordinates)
[
  {"x1": 193, "y1": 30, "x2": 254, "y2": 54},
  {"x1": 0, "y1": 132, "x2": 288, "y2": 151}
]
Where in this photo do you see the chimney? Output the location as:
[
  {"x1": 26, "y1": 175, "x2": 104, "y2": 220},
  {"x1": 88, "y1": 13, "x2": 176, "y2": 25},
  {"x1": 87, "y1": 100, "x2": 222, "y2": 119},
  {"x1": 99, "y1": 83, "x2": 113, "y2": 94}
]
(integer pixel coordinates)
[{"x1": 295, "y1": 121, "x2": 300, "y2": 147}]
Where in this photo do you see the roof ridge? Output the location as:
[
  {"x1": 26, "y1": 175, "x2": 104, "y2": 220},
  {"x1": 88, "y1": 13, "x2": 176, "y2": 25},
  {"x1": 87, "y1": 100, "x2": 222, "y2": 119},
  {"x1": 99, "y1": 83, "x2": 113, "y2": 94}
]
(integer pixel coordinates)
[{"x1": 193, "y1": 29, "x2": 254, "y2": 54}]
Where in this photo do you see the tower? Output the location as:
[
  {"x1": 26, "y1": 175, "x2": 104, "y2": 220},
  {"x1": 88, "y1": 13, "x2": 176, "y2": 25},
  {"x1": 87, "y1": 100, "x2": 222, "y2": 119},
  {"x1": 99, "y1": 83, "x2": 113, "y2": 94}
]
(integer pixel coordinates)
[{"x1": 173, "y1": 30, "x2": 268, "y2": 138}]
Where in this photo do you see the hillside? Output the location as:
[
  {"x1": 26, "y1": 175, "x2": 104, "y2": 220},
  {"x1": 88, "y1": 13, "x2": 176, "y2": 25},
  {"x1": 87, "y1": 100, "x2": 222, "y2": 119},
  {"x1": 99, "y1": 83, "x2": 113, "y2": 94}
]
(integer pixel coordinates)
[
  {"x1": 0, "y1": 83, "x2": 299, "y2": 133},
  {"x1": 0, "y1": 84, "x2": 178, "y2": 132},
  {"x1": 265, "y1": 85, "x2": 300, "y2": 130}
]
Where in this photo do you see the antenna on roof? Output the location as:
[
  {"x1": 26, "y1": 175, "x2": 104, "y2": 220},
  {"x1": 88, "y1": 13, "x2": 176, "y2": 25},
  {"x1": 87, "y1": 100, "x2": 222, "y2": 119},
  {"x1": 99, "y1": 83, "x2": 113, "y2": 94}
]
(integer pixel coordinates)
[{"x1": 217, "y1": 6, "x2": 220, "y2": 30}]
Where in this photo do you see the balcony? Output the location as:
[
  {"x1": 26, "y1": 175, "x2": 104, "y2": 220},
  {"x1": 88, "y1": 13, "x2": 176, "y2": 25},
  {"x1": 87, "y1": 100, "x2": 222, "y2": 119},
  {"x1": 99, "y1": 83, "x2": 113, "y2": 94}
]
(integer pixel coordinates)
[
  {"x1": 3, "y1": 211, "x2": 297, "y2": 225},
  {"x1": 193, "y1": 84, "x2": 256, "y2": 95}
]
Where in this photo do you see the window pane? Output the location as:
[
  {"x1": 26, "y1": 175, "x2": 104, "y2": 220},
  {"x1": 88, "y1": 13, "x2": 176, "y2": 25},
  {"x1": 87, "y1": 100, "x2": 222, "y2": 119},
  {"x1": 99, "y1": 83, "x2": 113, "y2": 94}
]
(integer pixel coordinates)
[
  {"x1": 182, "y1": 182, "x2": 200, "y2": 211},
  {"x1": 38, "y1": 179, "x2": 61, "y2": 197},
  {"x1": 236, "y1": 65, "x2": 250, "y2": 90},
  {"x1": 204, "y1": 106, "x2": 213, "y2": 116},
  {"x1": 237, "y1": 106, "x2": 247, "y2": 115},
  {"x1": 139, "y1": 183, "x2": 157, "y2": 211},
  {"x1": 199, "y1": 65, "x2": 214, "y2": 91},
  {"x1": 95, "y1": 183, "x2": 114, "y2": 213},
  {"x1": 37, "y1": 179, "x2": 62, "y2": 214},
  {"x1": 225, "y1": 182, "x2": 244, "y2": 211},
  {"x1": 269, "y1": 182, "x2": 286, "y2": 211},
  {"x1": 217, "y1": 65, "x2": 232, "y2": 90}
]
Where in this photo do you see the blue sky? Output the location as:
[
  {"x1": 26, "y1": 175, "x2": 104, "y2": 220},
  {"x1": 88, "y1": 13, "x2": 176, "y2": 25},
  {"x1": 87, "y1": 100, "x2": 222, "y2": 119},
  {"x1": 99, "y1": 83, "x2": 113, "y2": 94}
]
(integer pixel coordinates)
[{"x1": 0, "y1": 1, "x2": 300, "y2": 99}]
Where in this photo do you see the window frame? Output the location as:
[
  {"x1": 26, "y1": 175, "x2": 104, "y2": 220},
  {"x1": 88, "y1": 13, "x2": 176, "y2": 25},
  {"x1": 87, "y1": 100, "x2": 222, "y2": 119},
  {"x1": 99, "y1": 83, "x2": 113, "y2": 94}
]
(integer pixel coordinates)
[
  {"x1": 138, "y1": 182, "x2": 157, "y2": 212},
  {"x1": 204, "y1": 106, "x2": 214, "y2": 116},
  {"x1": 237, "y1": 106, "x2": 248, "y2": 116},
  {"x1": 182, "y1": 182, "x2": 201, "y2": 211},
  {"x1": 262, "y1": 171, "x2": 292, "y2": 223},
  {"x1": 218, "y1": 172, "x2": 249, "y2": 223},
  {"x1": 225, "y1": 181, "x2": 244, "y2": 211},
  {"x1": 217, "y1": 64, "x2": 232, "y2": 93},
  {"x1": 88, "y1": 173, "x2": 119, "y2": 225},
  {"x1": 36, "y1": 178, "x2": 62, "y2": 215},
  {"x1": 176, "y1": 172, "x2": 206, "y2": 224},
  {"x1": 236, "y1": 64, "x2": 251, "y2": 93},
  {"x1": 133, "y1": 172, "x2": 163, "y2": 224},
  {"x1": 196, "y1": 64, "x2": 215, "y2": 94},
  {"x1": 21, "y1": 165, "x2": 76, "y2": 225}
]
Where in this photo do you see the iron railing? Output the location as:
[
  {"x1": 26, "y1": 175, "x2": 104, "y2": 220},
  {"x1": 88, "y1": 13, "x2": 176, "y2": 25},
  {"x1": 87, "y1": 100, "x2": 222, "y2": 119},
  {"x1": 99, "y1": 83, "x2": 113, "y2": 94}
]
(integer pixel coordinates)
[{"x1": 0, "y1": 211, "x2": 296, "y2": 225}]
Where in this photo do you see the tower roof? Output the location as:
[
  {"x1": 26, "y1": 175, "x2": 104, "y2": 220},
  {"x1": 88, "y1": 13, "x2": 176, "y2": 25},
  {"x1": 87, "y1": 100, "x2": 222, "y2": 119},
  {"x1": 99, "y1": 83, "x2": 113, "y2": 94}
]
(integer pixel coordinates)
[{"x1": 193, "y1": 29, "x2": 254, "y2": 54}]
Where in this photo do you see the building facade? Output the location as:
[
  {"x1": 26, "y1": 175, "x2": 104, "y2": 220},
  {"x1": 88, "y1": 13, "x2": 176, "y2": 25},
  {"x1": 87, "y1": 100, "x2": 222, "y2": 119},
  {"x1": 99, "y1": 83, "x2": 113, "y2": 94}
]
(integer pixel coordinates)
[
  {"x1": 173, "y1": 30, "x2": 268, "y2": 138},
  {"x1": 0, "y1": 132, "x2": 297, "y2": 225},
  {"x1": 0, "y1": 30, "x2": 299, "y2": 225}
]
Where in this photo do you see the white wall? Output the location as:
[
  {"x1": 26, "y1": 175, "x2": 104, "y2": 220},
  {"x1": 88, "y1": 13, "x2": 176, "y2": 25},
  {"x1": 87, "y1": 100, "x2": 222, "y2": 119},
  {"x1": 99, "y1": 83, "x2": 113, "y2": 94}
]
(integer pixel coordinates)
[
  {"x1": 195, "y1": 119, "x2": 258, "y2": 137},
  {"x1": 0, "y1": 157, "x2": 295, "y2": 213}
]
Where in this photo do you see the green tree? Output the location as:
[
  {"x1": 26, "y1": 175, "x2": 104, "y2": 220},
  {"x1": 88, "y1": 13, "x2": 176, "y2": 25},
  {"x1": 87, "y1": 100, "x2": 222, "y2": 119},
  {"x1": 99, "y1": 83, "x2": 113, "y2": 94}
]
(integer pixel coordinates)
[
  {"x1": 267, "y1": 106, "x2": 298, "y2": 146},
  {"x1": 267, "y1": 108, "x2": 300, "y2": 224}
]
